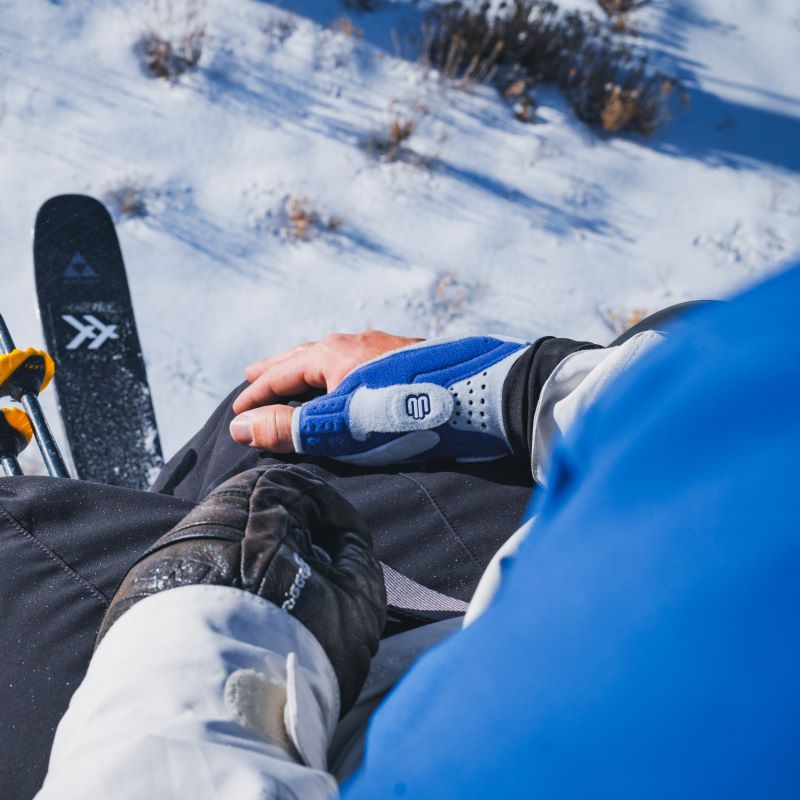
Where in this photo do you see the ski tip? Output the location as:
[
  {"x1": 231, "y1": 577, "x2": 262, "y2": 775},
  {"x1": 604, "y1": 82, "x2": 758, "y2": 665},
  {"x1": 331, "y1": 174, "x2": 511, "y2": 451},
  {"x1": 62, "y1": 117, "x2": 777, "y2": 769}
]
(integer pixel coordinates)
[{"x1": 35, "y1": 195, "x2": 113, "y2": 231}]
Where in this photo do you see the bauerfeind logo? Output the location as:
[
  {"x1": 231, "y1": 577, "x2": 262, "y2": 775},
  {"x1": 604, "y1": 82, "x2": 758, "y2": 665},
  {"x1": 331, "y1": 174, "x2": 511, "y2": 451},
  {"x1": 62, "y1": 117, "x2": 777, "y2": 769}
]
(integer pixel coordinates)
[{"x1": 405, "y1": 393, "x2": 431, "y2": 421}]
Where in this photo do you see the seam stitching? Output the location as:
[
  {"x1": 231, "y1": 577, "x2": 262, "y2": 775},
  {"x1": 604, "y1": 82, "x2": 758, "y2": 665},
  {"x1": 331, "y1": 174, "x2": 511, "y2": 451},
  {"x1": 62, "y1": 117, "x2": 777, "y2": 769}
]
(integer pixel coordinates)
[
  {"x1": 0, "y1": 502, "x2": 109, "y2": 605},
  {"x1": 399, "y1": 473, "x2": 481, "y2": 567}
]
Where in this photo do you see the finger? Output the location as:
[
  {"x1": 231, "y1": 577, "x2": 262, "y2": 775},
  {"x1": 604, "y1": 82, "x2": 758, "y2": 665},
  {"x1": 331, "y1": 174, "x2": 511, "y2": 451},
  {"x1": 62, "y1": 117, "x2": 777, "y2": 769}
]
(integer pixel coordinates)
[
  {"x1": 229, "y1": 405, "x2": 296, "y2": 452},
  {"x1": 233, "y1": 366, "x2": 310, "y2": 413},
  {"x1": 233, "y1": 349, "x2": 328, "y2": 413},
  {"x1": 244, "y1": 342, "x2": 316, "y2": 383}
]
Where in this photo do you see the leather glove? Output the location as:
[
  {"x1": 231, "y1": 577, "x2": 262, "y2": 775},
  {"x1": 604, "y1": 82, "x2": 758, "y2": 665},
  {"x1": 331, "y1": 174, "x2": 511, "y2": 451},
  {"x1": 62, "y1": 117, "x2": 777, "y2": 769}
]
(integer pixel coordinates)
[
  {"x1": 95, "y1": 465, "x2": 386, "y2": 714},
  {"x1": 292, "y1": 335, "x2": 532, "y2": 466}
]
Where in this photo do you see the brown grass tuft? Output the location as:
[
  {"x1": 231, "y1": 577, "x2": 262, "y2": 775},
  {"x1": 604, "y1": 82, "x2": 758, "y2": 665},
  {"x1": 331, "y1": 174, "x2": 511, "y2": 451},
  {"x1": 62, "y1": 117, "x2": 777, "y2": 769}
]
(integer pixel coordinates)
[
  {"x1": 104, "y1": 181, "x2": 150, "y2": 220},
  {"x1": 139, "y1": 30, "x2": 205, "y2": 79},
  {"x1": 389, "y1": 118, "x2": 416, "y2": 146},
  {"x1": 138, "y1": 0, "x2": 206, "y2": 81},
  {"x1": 365, "y1": 116, "x2": 419, "y2": 162},
  {"x1": 285, "y1": 196, "x2": 342, "y2": 241}
]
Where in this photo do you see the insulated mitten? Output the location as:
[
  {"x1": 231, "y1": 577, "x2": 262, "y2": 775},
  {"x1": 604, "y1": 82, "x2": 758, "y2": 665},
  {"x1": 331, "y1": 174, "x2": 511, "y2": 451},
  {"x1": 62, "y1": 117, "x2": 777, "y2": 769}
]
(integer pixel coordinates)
[{"x1": 96, "y1": 465, "x2": 386, "y2": 714}]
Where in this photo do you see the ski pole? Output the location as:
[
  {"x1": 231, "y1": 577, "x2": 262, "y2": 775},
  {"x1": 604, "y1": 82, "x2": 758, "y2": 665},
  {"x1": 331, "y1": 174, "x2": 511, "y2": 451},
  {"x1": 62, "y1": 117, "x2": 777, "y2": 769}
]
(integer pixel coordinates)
[
  {"x1": 0, "y1": 408, "x2": 33, "y2": 476},
  {"x1": 0, "y1": 315, "x2": 70, "y2": 478}
]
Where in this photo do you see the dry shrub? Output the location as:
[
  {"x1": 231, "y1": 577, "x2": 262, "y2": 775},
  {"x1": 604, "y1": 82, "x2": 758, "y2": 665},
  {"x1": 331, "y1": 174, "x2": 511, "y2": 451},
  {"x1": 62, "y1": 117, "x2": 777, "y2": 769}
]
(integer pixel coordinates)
[
  {"x1": 139, "y1": 0, "x2": 206, "y2": 81},
  {"x1": 285, "y1": 197, "x2": 342, "y2": 241},
  {"x1": 287, "y1": 196, "x2": 316, "y2": 240},
  {"x1": 422, "y1": 25, "x2": 505, "y2": 83},
  {"x1": 500, "y1": 72, "x2": 537, "y2": 122},
  {"x1": 140, "y1": 32, "x2": 204, "y2": 79},
  {"x1": 389, "y1": 118, "x2": 417, "y2": 146},
  {"x1": 599, "y1": 78, "x2": 676, "y2": 133},
  {"x1": 424, "y1": 0, "x2": 679, "y2": 134},
  {"x1": 365, "y1": 116, "x2": 418, "y2": 162},
  {"x1": 600, "y1": 83, "x2": 640, "y2": 131},
  {"x1": 424, "y1": 2, "x2": 586, "y2": 85},
  {"x1": 104, "y1": 181, "x2": 150, "y2": 220}
]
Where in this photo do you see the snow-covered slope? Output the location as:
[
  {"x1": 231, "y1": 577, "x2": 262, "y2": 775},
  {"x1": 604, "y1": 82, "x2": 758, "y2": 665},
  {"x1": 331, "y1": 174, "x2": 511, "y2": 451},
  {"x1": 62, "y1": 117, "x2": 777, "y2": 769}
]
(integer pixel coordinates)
[{"x1": 1, "y1": 0, "x2": 798, "y2": 472}]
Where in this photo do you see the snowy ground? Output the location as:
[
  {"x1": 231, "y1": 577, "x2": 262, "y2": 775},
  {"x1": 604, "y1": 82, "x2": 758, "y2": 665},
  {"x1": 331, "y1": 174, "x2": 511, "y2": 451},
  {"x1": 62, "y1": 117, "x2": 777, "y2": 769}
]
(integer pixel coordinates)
[{"x1": 1, "y1": 0, "x2": 799, "y2": 474}]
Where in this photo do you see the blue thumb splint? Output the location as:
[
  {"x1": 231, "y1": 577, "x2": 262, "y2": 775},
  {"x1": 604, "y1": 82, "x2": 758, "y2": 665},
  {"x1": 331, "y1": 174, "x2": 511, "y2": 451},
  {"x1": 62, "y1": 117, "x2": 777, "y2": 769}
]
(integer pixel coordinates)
[{"x1": 291, "y1": 336, "x2": 531, "y2": 466}]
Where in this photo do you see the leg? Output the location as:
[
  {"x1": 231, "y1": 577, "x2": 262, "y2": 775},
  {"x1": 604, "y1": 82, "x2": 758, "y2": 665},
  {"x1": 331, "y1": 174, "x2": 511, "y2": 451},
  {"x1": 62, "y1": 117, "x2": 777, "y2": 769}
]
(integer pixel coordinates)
[
  {"x1": 0, "y1": 478, "x2": 193, "y2": 800},
  {"x1": 2, "y1": 403, "x2": 532, "y2": 799}
]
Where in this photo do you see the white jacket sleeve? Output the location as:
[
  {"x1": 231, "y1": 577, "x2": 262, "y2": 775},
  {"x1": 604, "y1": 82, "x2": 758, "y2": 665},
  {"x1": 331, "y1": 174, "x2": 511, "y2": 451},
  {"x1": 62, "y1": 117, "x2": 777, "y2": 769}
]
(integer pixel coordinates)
[{"x1": 35, "y1": 585, "x2": 340, "y2": 800}]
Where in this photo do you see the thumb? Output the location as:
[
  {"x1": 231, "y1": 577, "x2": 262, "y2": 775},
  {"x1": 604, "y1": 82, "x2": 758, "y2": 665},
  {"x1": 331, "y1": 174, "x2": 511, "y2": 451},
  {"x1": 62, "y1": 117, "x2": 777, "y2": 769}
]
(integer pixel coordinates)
[{"x1": 229, "y1": 405, "x2": 296, "y2": 452}]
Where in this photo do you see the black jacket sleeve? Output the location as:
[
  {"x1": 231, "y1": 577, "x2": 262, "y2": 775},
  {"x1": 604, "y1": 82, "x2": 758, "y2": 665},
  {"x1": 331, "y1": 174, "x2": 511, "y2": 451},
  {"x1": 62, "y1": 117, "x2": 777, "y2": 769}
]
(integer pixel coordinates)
[{"x1": 502, "y1": 337, "x2": 603, "y2": 467}]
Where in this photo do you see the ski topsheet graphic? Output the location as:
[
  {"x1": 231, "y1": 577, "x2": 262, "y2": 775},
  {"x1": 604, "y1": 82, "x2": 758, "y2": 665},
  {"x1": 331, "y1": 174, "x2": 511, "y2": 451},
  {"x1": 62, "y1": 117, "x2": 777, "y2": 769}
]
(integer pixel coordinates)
[{"x1": 34, "y1": 195, "x2": 164, "y2": 488}]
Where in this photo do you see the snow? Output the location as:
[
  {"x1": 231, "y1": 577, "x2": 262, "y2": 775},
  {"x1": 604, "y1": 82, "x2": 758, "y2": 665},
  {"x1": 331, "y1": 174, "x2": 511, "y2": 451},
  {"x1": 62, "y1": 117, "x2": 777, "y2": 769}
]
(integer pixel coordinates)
[{"x1": 1, "y1": 0, "x2": 798, "y2": 475}]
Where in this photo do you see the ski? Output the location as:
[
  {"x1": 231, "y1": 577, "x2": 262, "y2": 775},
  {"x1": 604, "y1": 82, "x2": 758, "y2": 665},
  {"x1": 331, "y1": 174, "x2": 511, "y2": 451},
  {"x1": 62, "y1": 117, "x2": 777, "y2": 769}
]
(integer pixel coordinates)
[{"x1": 33, "y1": 194, "x2": 163, "y2": 489}]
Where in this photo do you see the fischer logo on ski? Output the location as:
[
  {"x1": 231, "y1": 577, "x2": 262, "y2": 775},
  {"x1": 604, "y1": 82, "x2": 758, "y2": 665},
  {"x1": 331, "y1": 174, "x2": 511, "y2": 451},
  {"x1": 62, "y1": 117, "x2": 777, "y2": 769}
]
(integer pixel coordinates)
[
  {"x1": 62, "y1": 314, "x2": 119, "y2": 350},
  {"x1": 63, "y1": 252, "x2": 99, "y2": 282}
]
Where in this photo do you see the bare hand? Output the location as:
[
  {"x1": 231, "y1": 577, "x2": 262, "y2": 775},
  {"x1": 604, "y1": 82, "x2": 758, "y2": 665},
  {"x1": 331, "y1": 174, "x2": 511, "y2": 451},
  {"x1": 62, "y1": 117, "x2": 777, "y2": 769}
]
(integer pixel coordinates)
[{"x1": 229, "y1": 331, "x2": 423, "y2": 451}]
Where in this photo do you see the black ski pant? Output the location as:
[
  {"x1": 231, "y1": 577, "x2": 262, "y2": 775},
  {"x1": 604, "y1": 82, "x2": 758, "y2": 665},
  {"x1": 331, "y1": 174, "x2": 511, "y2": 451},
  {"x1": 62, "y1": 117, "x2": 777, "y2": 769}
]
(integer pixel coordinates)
[{"x1": 0, "y1": 382, "x2": 534, "y2": 800}]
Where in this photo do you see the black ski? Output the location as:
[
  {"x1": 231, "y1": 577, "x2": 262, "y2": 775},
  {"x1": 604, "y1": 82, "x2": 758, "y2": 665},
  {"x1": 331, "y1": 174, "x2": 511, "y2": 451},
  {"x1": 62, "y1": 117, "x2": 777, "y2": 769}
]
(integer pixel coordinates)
[{"x1": 33, "y1": 194, "x2": 163, "y2": 488}]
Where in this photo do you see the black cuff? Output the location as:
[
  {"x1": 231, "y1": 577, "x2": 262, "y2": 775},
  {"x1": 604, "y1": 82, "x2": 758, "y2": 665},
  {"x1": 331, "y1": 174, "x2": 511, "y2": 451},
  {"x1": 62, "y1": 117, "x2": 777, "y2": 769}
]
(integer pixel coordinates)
[{"x1": 502, "y1": 337, "x2": 603, "y2": 468}]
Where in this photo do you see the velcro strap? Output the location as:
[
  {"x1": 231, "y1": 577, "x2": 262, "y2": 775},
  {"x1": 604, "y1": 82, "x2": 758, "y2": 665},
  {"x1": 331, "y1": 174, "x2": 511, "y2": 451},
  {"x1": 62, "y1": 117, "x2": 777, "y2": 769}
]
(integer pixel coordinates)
[{"x1": 349, "y1": 383, "x2": 454, "y2": 441}]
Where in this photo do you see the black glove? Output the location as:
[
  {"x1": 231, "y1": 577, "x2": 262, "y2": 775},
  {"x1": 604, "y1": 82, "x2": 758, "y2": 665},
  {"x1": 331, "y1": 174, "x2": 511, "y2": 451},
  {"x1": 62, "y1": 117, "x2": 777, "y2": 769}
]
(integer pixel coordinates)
[{"x1": 95, "y1": 465, "x2": 387, "y2": 714}]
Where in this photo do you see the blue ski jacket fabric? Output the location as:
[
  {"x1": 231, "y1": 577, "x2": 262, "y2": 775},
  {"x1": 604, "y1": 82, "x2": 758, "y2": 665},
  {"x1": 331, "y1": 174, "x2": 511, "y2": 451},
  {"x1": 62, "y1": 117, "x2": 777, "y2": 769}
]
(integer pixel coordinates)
[{"x1": 343, "y1": 262, "x2": 800, "y2": 799}]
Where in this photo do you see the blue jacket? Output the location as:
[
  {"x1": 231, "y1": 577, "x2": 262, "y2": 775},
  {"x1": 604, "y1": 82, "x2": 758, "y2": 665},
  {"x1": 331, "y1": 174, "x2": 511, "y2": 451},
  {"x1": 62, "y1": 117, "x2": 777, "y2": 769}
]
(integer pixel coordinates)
[{"x1": 345, "y1": 263, "x2": 800, "y2": 798}]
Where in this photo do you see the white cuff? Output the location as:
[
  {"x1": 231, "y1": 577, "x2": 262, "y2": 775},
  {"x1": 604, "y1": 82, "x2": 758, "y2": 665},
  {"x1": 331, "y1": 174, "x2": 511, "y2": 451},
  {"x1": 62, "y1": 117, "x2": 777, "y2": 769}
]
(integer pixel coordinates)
[
  {"x1": 291, "y1": 407, "x2": 304, "y2": 454},
  {"x1": 36, "y1": 586, "x2": 340, "y2": 800}
]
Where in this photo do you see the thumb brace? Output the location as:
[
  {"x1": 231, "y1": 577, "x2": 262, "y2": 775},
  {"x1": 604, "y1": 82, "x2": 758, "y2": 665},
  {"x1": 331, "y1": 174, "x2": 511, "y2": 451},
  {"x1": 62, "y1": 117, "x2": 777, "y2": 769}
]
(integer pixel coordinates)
[{"x1": 291, "y1": 336, "x2": 531, "y2": 466}]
